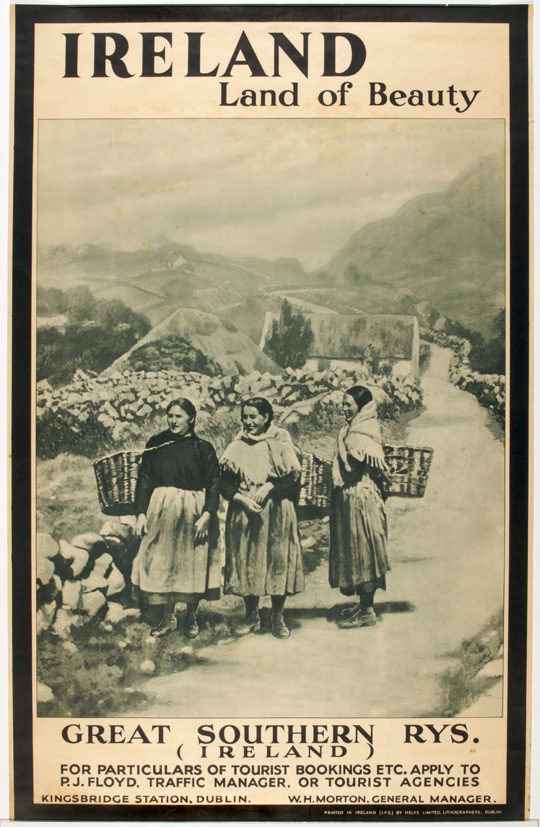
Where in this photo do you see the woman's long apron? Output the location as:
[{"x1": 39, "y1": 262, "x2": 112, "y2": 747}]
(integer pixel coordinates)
[{"x1": 131, "y1": 486, "x2": 221, "y2": 601}]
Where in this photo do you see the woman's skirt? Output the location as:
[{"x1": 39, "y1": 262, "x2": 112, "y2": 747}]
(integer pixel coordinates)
[
  {"x1": 329, "y1": 478, "x2": 389, "y2": 595},
  {"x1": 131, "y1": 487, "x2": 221, "y2": 602},
  {"x1": 224, "y1": 498, "x2": 304, "y2": 597}
]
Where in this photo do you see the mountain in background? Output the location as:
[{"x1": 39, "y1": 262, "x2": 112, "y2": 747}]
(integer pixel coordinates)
[
  {"x1": 313, "y1": 153, "x2": 505, "y2": 334},
  {"x1": 38, "y1": 152, "x2": 505, "y2": 340}
]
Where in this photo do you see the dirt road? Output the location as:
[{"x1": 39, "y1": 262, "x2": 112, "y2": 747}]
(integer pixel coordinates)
[{"x1": 140, "y1": 345, "x2": 504, "y2": 717}]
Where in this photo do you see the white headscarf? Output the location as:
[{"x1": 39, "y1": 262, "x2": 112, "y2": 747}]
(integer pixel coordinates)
[{"x1": 333, "y1": 400, "x2": 388, "y2": 486}]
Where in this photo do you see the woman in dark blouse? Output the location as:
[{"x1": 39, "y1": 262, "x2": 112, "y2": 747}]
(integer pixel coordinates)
[{"x1": 132, "y1": 398, "x2": 220, "y2": 638}]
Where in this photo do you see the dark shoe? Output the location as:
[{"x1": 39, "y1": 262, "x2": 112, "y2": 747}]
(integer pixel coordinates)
[
  {"x1": 185, "y1": 617, "x2": 199, "y2": 638},
  {"x1": 271, "y1": 612, "x2": 290, "y2": 639},
  {"x1": 186, "y1": 618, "x2": 199, "y2": 637},
  {"x1": 151, "y1": 613, "x2": 177, "y2": 637},
  {"x1": 338, "y1": 607, "x2": 376, "y2": 629},
  {"x1": 340, "y1": 603, "x2": 360, "y2": 619},
  {"x1": 234, "y1": 613, "x2": 261, "y2": 636}
]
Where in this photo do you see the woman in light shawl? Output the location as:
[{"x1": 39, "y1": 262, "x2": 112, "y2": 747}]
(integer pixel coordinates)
[
  {"x1": 330, "y1": 385, "x2": 389, "y2": 629},
  {"x1": 220, "y1": 397, "x2": 304, "y2": 639}
]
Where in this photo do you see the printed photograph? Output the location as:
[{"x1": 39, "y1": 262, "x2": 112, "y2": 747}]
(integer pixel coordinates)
[{"x1": 35, "y1": 117, "x2": 506, "y2": 720}]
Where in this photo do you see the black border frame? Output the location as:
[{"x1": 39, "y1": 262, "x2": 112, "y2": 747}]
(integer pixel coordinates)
[{"x1": 11, "y1": 3, "x2": 530, "y2": 820}]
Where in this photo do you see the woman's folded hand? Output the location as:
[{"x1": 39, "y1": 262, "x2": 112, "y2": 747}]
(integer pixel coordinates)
[
  {"x1": 235, "y1": 493, "x2": 263, "y2": 514},
  {"x1": 253, "y1": 482, "x2": 274, "y2": 505}
]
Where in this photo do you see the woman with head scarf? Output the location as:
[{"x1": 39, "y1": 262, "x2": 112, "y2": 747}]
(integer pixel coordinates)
[
  {"x1": 132, "y1": 398, "x2": 221, "y2": 638},
  {"x1": 220, "y1": 397, "x2": 304, "y2": 639},
  {"x1": 330, "y1": 385, "x2": 389, "y2": 629}
]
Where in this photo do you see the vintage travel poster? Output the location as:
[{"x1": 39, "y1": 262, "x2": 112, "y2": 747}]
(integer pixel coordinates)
[{"x1": 9, "y1": 4, "x2": 531, "y2": 821}]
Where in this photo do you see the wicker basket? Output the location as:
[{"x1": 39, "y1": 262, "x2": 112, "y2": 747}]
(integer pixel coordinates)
[
  {"x1": 298, "y1": 444, "x2": 434, "y2": 508},
  {"x1": 93, "y1": 450, "x2": 142, "y2": 516},
  {"x1": 93, "y1": 443, "x2": 434, "y2": 517},
  {"x1": 383, "y1": 444, "x2": 434, "y2": 498},
  {"x1": 299, "y1": 452, "x2": 333, "y2": 510},
  {"x1": 94, "y1": 448, "x2": 336, "y2": 516}
]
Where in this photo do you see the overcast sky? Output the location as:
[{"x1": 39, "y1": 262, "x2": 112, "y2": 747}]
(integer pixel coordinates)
[{"x1": 37, "y1": 118, "x2": 504, "y2": 271}]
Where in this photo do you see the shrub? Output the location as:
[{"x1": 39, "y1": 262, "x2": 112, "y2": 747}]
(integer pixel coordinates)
[
  {"x1": 419, "y1": 342, "x2": 432, "y2": 372},
  {"x1": 265, "y1": 300, "x2": 314, "y2": 369},
  {"x1": 37, "y1": 286, "x2": 68, "y2": 317},
  {"x1": 377, "y1": 379, "x2": 424, "y2": 421},
  {"x1": 36, "y1": 288, "x2": 151, "y2": 386},
  {"x1": 126, "y1": 335, "x2": 214, "y2": 375}
]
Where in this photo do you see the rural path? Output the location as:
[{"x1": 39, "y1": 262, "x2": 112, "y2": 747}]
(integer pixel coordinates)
[{"x1": 140, "y1": 345, "x2": 504, "y2": 717}]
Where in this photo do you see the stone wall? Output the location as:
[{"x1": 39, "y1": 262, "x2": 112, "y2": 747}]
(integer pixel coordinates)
[
  {"x1": 422, "y1": 330, "x2": 505, "y2": 422},
  {"x1": 37, "y1": 521, "x2": 139, "y2": 643},
  {"x1": 37, "y1": 364, "x2": 425, "y2": 460}
]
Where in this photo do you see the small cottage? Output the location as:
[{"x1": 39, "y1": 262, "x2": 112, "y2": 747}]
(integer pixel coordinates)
[{"x1": 261, "y1": 311, "x2": 420, "y2": 376}]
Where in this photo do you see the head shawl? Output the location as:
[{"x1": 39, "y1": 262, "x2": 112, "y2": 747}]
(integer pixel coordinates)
[{"x1": 333, "y1": 400, "x2": 387, "y2": 485}]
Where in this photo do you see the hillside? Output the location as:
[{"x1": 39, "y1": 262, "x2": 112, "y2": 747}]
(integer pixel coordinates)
[
  {"x1": 37, "y1": 241, "x2": 306, "y2": 328},
  {"x1": 38, "y1": 154, "x2": 505, "y2": 340},
  {"x1": 103, "y1": 307, "x2": 279, "y2": 377},
  {"x1": 315, "y1": 153, "x2": 505, "y2": 335}
]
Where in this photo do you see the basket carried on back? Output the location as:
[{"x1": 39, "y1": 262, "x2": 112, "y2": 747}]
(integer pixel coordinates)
[
  {"x1": 298, "y1": 452, "x2": 333, "y2": 510},
  {"x1": 94, "y1": 447, "x2": 335, "y2": 517},
  {"x1": 297, "y1": 444, "x2": 434, "y2": 509},
  {"x1": 383, "y1": 444, "x2": 433, "y2": 498},
  {"x1": 93, "y1": 443, "x2": 434, "y2": 516},
  {"x1": 93, "y1": 450, "x2": 142, "y2": 516}
]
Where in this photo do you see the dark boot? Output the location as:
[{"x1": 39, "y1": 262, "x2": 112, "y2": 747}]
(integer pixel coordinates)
[
  {"x1": 185, "y1": 599, "x2": 200, "y2": 638},
  {"x1": 340, "y1": 600, "x2": 361, "y2": 619},
  {"x1": 234, "y1": 596, "x2": 260, "y2": 636},
  {"x1": 338, "y1": 607, "x2": 376, "y2": 629},
  {"x1": 151, "y1": 602, "x2": 177, "y2": 637},
  {"x1": 271, "y1": 595, "x2": 290, "y2": 639},
  {"x1": 338, "y1": 590, "x2": 376, "y2": 629}
]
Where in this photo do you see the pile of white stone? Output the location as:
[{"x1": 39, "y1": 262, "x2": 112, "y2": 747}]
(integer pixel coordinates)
[{"x1": 36, "y1": 520, "x2": 139, "y2": 640}]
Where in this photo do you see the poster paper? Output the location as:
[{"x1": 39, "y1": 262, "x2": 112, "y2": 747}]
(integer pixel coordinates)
[{"x1": 9, "y1": 4, "x2": 531, "y2": 821}]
